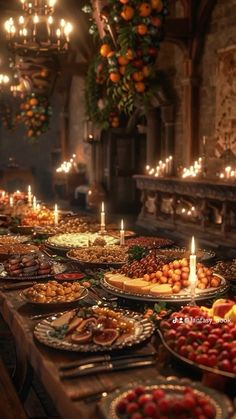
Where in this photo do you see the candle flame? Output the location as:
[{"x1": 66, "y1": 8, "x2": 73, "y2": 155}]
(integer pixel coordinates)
[
  {"x1": 191, "y1": 236, "x2": 195, "y2": 255},
  {"x1": 121, "y1": 219, "x2": 124, "y2": 230},
  {"x1": 101, "y1": 202, "x2": 104, "y2": 212}
]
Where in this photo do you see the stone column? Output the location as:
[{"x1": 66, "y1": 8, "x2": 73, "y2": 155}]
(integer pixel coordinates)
[
  {"x1": 161, "y1": 104, "x2": 175, "y2": 156},
  {"x1": 182, "y1": 59, "x2": 200, "y2": 166},
  {"x1": 146, "y1": 108, "x2": 160, "y2": 166}
]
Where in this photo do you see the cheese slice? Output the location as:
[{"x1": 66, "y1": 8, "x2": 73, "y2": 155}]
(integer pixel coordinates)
[
  {"x1": 149, "y1": 284, "x2": 173, "y2": 296},
  {"x1": 124, "y1": 279, "x2": 151, "y2": 293},
  {"x1": 106, "y1": 274, "x2": 129, "y2": 290}
]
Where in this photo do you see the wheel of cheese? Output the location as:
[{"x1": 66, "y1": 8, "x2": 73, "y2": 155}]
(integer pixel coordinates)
[
  {"x1": 106, "y1": 274, "x2": 129, "y2": 290},
  {"x1": 123, "y1": 279, "x2": 151, "y2": 293}
]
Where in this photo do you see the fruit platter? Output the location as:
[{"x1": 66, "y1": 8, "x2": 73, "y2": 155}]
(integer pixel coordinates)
[
  {"x1": 34, "y1": 306, "x2": 155, "y2": 352},
  {"x1": 21, "y1": 206, "x2": 55, "y2": 227},
  {"x1": 46, "y1": 232, "x2": 119, "y2": 252},
  {"x1": 67, "y1": 245, "x2": 129, "y2": 268},
  {"x1": 101, "y1": 256, "x2": 229, "y2": 302},
  {"x1": 21, "y1": 281, "x2": 88, "y2": 305},
  {"x1": 100, "y1": 377, "x2": 233, "y2": 419},
  {"x1": 159, "y1": 299, "x2": 236, "y2": 378}
]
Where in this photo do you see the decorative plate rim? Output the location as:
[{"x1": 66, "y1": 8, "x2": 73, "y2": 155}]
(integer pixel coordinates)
[
  {"x1": 158, "y1": 329, "x2": 236, "y2": 380},
  {"x1": 34, "y1": 308, "x2": 155, "y2": 352},
  {"x1": 100, "y1": 376, "x2": 233, "y2": 419},
  {"x1": 20, "y1": 286, "x2": 88, "y2": 306},
  {"x1": 101, "y1": 274, "x2": 229, "y2": 303}
]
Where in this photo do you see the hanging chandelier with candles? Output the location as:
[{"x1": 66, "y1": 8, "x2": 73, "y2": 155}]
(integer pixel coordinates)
[
  {"x1": 4, "y1": 0, "x2": 73, "y2": 55},
  {"x1": 0, "y1": 74, "x2": 10, "y2": 90}
]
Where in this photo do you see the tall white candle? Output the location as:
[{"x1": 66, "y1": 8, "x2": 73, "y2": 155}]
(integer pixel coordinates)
[
  {"x1": 120, "y1": 219, "x2": 125, "y2": 246},
  {"x1": 28, "y1": 185, "x2": 32, "y2": 206},
  {"x1": 100, "y1": 201, "x2": 106, "y2": 232},
  {"x1": 9, "y1": 195, "x2": 14, "y2": 207},
  {"x1": 54, "y1": 204, "x2": 59, "y2": 226},
  {"x1": 33, "y1": 196, "x2": 37, "y2": 211},
  {"x1": 189, "y1": 236, "x2": 197, "y2": 300}
]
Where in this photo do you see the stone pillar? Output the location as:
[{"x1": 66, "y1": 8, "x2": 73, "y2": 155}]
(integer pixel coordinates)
[
  {"x1": 146, "y1": 108, "x2": 160, "y2": 166},
  {"x1": 182, "y1": 59, "x2": 200, "y2": 166},
  {"x1": 161, "y1": 104, "x2": 175, "y2": 156}
]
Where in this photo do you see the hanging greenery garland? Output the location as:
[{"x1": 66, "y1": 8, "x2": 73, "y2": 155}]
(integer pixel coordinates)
[
  {"x1": 19, "y1": 93, "x2": 52, "y2": 141},
  {"x1": 84, "y1": 0, "x2": 169, "y2": 128}
]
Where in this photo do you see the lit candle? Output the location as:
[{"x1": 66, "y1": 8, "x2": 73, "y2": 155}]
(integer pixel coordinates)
[
  {"x1": 120, "y1": 219, "x2": 125, "y2": 246},
  {"x1": 2, "y1": 191, "x2": 5, "y2": 199},
  {"x1": 54, "y1": 203, "x2": 59, "y2": 226},
  {"x1": 33, "y1": 196, "x2": 37, "y2": 211},
  {"x1": 225, "y1": 166, "x2": 231, "y2": 180},
  {"x1": 166, "y1": 158, "x2": 169, "y2": 175},
  {"x1": 189, "y1": 236, "x2": 197, "y2": 303},
  {"x1": 28, "y1": 185, "x2": 32, "y2": 206},
  {"x1": 203, "y1": 136, "x2": 206, "y2": 146},
  {"x1": 100, "y1": 201, "x2": 106, "y2": 233},
  {"x1": 9, "y1": 195, "x2": 14, "y2": 207},
  {"x1": 169, "y1": 156, "x2": 173, "y2": 175},
  {"x1": 145, "y1": 165, "x2": 150, "y2": 172}
]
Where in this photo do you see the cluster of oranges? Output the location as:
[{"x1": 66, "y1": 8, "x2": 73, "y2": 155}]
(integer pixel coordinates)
[
  {"x1": 99, "y1": 0, "x2": 168, "y2": 99},
  {"x1": 19, "y1": 94, "x2": 52, "y2": 139}
]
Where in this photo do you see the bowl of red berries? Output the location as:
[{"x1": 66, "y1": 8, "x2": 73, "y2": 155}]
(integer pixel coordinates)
[{"x1": 99, "y1": 377, "x2": 232, "y2": 419}]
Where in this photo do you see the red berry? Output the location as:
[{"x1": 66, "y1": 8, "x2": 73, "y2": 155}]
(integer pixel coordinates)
[
  {"x1": 152, "y1": 389, "x2": 165, "y2": 400},
  {"x1": 126, "y1": 402, "x2": 139, "y2": 414},
  {"x1": 182, "y1": 394, "x2": 196, "y2": 409},
  {"x1": 116, "y1": 399, "x2": 128, "y2": 414},
  {"x1": 126, "y1": 391, "x2": 137, "y2": 402},
  {"x1": 131, "y1": 413, "x2": 143, "y2": 419},
  {"x1": 143, "y1": 402, "x2": 158, "y2": 417},
  {"x1": 134, "y1": 386, "x2": 146, "y2": 396},
  {"x1": 138, "y1": 394, "x2": 152, "y2": 406},
  {"x1": 158, "y1": 398, "x2": 170, "y2": 413},
  {"x1": 218, "y1": 359, "x2": 231, "y2": 371},
  {"x1": 202, "y1": 403, "x2": 216, "y2": 418}
]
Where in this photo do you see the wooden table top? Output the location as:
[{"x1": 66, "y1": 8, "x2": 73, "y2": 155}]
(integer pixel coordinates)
[{"x1": 0, "y1": 286, "x2": 163, "y2": 419}]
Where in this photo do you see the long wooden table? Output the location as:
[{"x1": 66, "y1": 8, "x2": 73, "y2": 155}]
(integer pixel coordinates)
[{"x1": 0, "y1": 287, "x2": 163, "y2": 419}]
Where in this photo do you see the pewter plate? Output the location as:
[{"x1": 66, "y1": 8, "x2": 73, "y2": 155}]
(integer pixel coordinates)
[
  {"x1": 101, "y1": 274, "x2": 229, "y2": 303},
  {"x1": 100, "y1": 377, "x2": 233, "y2": 419},
  {"x1": 34, "y1": 309, "x2": 155, "y2": 352},
  {"x1": 0, "y1": 262, "x2": 67, "y2": 281},
  {"x1": 66, "y1": 251, "x2": 126, "y2": 270},
  {"x1": 157, "y1": 247, "x2": 216, "y2": 261},
  {"x1": 158, "y1": 329, "x2": 236, "y2": 380},
  {"x1": 21, "y1": 286, "x2": 88, "y2": 307}
]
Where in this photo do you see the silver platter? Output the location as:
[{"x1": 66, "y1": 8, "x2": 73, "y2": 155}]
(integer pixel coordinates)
[
  {"x1": 21, "y1": 286, "x2": 88, "y2": 307},
  {"x1": 101, "y1": 275, "x2": 229, "y2": 303},
  {"x1": 100, "y1": 377, "x2": 233, "y2": 419},
  {"x1": 34, "y1": 308, "x2": 155, "y2": 352}
]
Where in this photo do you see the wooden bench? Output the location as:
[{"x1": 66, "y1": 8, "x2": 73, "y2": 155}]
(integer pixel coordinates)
[{"x1": 0, "y1": 357, "x2": 27, "y2": 419}]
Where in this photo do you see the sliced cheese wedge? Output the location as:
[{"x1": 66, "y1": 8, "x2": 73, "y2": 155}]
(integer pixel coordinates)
[
  {"x1": 124, "y1": 279, "x2": 151, "y2": 293},
  {"x1": 149, "y1": 284, "x2": 173, "y2": 296},
  {"x1": 106, "y1": 274, "x2": 130, "y2": 290}
]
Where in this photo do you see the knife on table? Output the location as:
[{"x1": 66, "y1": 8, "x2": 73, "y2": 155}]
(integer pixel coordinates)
[
  {"x1": 60, "y1": 358, "x2": 156, "y2": 379},
  {"x1": 59, "y1": 352, "x2": 156, "y2": 371}
]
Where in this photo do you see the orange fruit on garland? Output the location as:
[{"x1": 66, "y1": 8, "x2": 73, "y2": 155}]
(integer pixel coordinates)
[
  {"x1": 142, "y1": 65, "x2": 151, "y2": 77},
  {"x1": 126, "y1": 48, "x2": 135, "y2": 60},
  {"x1": 109, "y1": 72, "x2": 121, "y2": 83},
  {"x1": 118, "y1": 55, "x2": 129, "y2": 66},
  {"x1": 119, "y1": 66, "x2": 126, "y2": 75},
  {"x1": 121, "y1": 5, "x2": 134, "y2": 20},
  {"x1": 29, "y1": 98, "x2": 39, "y2": 106},
  {"x1": 151, "y1": 0, "x2": 163, "y2": 11},
  {"x1": 107, "y1": 51, "x2": 115, "y2": 58},
  {"x1": 100, "y1": 44, "x2": 112, "y2": 57},
  {"x1": 138, "y1": 3, "x2": 152, "y2": 17},
  {"x1": 132, "y1": 71, "x2": 144, "y2": 82},
  {"x1": 119, "y1": 0, "x2": 129, "y2": 3},
  {"x1": 136, "y1": 24, "x2": 148, "y2": 35},
  {"x1": 135, "y1": 82, "x2": 146, "y2": 92}
]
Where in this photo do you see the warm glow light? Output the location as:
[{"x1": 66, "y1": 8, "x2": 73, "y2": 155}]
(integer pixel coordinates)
[
  {"x1": 22, "y1": 28, "x2": 28, "y2": 36},
  {"x1": 33, "y1": 15, "x2": 39, "y2": 24},
  {"x1": 64, "y1": 22, "x2": 73, "y2": 35},
  {"x1": 121, "y1": 219, "x2": 124, "y2": 230},
  {"x1": 60, "y1": 19, "x2": 66, "y2": 28},
  {"x1": 191, "y1": 236, "x2": 195, "y2": 255},
  {"x1": 19, "y1": 16, "x2": 24, "y2": 24},
  {"x1": 48, "y1": 16, "x2": 53, "y2": 24},
  {"x1": 48, "y1": 0, "x2": 57, "y2": 7},
  {"x1": 56, "y1": 28, "x2": 61, "y2": 38},
  {"x1": 101, "y1": 202, "x2": 104, "y2": 212}
]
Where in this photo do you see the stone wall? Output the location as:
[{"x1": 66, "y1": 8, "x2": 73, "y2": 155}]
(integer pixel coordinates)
[
  {"x1": 0, "y1": 92, "x2": 61, "y2": 199},
  {"x1": 199, "y1": 0, "x2": 236, "y2": 174}
]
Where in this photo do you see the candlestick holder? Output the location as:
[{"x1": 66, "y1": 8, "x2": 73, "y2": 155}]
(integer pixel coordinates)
[
  {"x1": 188, "y1": 279, "x2": 197, "y2": 306},
  {"x1": 99, "y1": 227, "x2": 106, "y2": 235}
]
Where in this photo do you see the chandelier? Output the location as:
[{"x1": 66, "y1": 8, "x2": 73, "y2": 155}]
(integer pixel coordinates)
[
  {"x1": 0, "y1": 74, "x2": 10, "y2": 88},
  {"x1": 4, "y1": 0, "x2": 73, "y2": 55}
]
